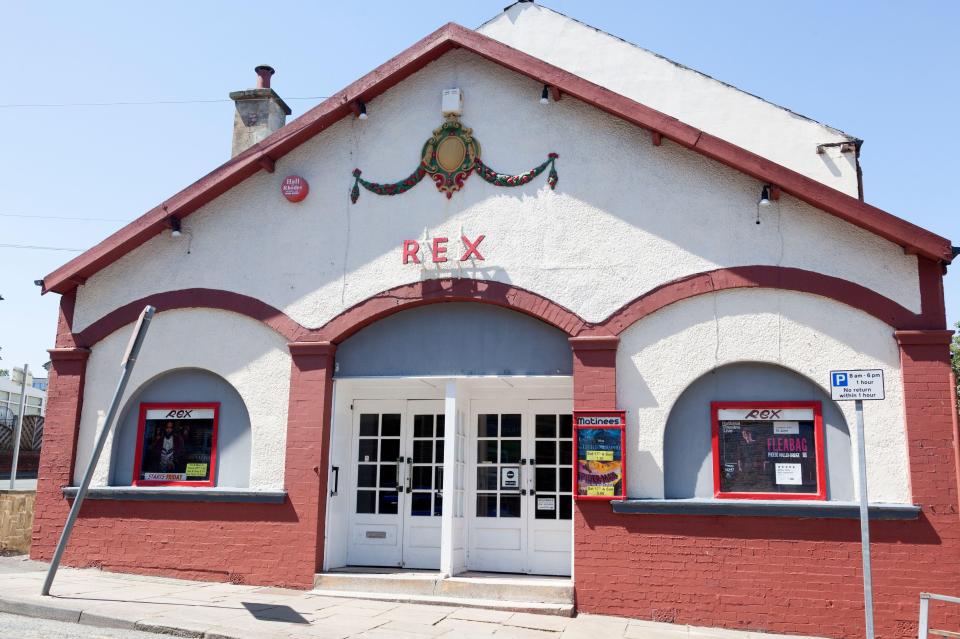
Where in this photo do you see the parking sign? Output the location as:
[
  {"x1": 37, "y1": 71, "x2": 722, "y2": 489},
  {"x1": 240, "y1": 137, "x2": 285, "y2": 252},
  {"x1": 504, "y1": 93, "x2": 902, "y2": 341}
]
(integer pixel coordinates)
[{"x1": 829, "y1": 369, "x2": 884, "y2": 401}]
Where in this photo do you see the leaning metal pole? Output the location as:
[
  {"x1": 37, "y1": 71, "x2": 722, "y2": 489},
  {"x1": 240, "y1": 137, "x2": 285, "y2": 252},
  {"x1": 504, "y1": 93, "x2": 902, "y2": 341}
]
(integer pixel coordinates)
[
  {"x1": 9, "y1": 363, "x2": 29, "y2": 490},
  {"x1": 41, "y1": 306, "x2": 155, "y2": 596}
]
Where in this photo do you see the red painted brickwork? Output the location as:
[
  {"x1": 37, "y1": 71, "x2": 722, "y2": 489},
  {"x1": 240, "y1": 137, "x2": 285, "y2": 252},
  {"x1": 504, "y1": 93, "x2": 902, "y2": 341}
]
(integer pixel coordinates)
[
  {"x1": 570, "y1": 335, "x2": 618, "y2": 408},
  {"x1": 30, "y1": 341, "x2": 337, "y2": 589},
  {"x1": 573, "y1": 330, "x2": 960, "y2": 639}
]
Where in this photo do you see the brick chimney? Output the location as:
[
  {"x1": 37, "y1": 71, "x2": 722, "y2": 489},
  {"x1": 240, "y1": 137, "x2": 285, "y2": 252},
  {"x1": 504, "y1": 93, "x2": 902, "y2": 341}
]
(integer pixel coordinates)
[{"x1": 229, "y1": 65, "x2": 292, "y2": 157}]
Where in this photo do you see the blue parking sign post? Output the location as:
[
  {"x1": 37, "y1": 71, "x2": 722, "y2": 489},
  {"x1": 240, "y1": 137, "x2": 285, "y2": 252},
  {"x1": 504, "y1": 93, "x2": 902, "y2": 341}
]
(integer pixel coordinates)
[{"x1": 830, "y1": 369, "x2": 885, "y2": 639}]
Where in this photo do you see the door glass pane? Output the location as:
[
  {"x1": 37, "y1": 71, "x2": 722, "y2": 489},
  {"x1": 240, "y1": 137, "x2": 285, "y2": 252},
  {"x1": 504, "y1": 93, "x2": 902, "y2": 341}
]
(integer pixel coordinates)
[
  {"x1": 410, "y1": 492, "x2": 432, "y2": 516},
  {"x1": 478, "y1": 440, "x2": 498, "y2": 463},
  {"x1": 479, "y1": 414, "x2": 498, "y2": 437},
  {"x1": 500, "y1": 441, "x2": 521, "y2": 463},
  {"x1": 477, "y1": 494, "x2": 497, "y2": 517},
  {"x1": 535, "y1": 440, "x2": 556, "y2": 465},
  {"x1": 436, "y1": 415, "x2": 445, "y2": 438},
  {"x1": 381, "y1": 414, "x2": 401, "y2": 437},
  {"x1": 379, "y1": 464, "x2": 398, "y2": 489},
  {"x1": 413, "y1": 466, "x2": 432, "y2": 490},
  {"x1": 413, "y1": 440, "x2": 432, "y2": 463},
  {"x1": 559, "y1": 495, "x2": 572, "y2": 520},
  {"x1": 536, "y1": 467, "x2": 556, "y2": 492},
  {"x1": 559, "y1": 440, "x2": 572, "y2": 465},
  {"x1": 414, "y1": 414, "x2": 433, "y2": 438},
  {"x1": 500, "y1": 495, "x2": 521, "y2": 518},
  {"x1": 477, "y1": 467, "x2": 498, "y2": 490},
  {"x1": 501, "y1": 414, "x2": 521, "y2": 437},
  {"x1": 378, "y1": 491, "x2": 399, "y2": 514},
  {"x1": 535, "y1": 495, "x2": 557, "y2": 520},
  {"x1": 536, "y1": 414, "x2": 556, "y2": 438},
  {"x1": 359, "y1": 414, "x2": 378, "y2": 436},
  {"x1": 559, "y1": 467, "x2": 572, "y2": 493},
  {"x1": 358, "y1": 439, "x2": 377, "y2": 462},
  {"x1": 381, "y1": 438, "x2": 400, "y2": 462},
  {"x1": 357, "y1": 490, "x2": 376, "y2": 513},
  {"x1": 357, "y1": 464, "x2": 376, "y2": 488},
  {"x1": 559, "y1": 414, "x2": 573, "y2": 438}
]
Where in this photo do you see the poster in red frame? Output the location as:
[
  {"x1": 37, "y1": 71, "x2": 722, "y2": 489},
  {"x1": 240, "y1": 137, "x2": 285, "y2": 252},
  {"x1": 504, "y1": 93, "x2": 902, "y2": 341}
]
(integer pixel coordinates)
[
  {"x1": 573, "y1": 410, "x2": 626, "y2": 501},
  {"x1": 711, "y1": 401, "x2": 826, "y2": 500},
  {"x1": 132, "y1": 402, "x2": 220, "y2": 487}
]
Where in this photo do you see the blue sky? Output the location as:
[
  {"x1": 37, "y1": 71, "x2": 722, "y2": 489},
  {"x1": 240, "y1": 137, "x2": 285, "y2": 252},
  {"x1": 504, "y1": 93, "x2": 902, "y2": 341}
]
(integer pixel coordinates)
[{"x1": 1, "y1": 1, "x2": 957, "y2": 374}]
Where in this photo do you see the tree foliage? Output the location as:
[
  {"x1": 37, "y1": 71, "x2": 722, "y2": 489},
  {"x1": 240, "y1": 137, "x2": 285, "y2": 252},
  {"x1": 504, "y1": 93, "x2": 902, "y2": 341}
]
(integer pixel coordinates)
[{"x1": 952, "y1": 321, "x2": 960, "y2": 408}]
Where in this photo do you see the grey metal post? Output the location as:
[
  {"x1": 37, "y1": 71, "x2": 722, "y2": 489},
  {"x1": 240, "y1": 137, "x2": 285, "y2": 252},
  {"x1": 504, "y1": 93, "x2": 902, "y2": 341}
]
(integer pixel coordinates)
[
  {"x1": 41, "y1": 306, "x2": 155, "y2": 596},
  {"x1": 9, "y1": 363, "x2": 28, "y2": 489},
  {"x1": 855, "y1": 399, "x2": 875, "y2": 639}
]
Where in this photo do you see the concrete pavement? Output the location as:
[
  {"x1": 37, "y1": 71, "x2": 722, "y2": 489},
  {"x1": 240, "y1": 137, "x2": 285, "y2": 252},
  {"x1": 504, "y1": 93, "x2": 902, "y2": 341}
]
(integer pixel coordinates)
[{"x1": 0, "y1": 556, "x2": 827, "y2": 639}]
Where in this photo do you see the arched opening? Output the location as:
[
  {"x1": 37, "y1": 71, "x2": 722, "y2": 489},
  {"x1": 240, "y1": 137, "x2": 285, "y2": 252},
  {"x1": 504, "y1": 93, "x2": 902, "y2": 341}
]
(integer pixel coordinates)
[
  {"x1": 326, "y1": 302, "x2": 574, "y2": 576},
  {"x1": 108, "y1": 368, "x2": 252, "y2": 488},
  {"x1": 335, "y1": 302, "x2": 573, "y2": 377},
  {"x1": 663, "y1": 362, "x2": 853, "y2": 500}
]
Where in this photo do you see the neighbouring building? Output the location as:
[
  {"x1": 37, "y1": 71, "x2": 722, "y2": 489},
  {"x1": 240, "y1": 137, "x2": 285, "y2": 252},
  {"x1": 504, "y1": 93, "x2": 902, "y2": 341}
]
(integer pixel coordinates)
[
  {"x1": 31, "y1": 3, "x2": 959, "y2": 638},
  {"x1": 1, "y1": 367, "x2": 46, "y2": 480}
]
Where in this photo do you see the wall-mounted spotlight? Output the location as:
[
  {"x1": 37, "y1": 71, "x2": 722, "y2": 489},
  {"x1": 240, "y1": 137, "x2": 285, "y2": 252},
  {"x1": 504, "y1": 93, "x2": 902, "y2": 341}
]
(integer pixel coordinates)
[
  {"x1": 33, "y1": 279, "x2": 43, "y2": 287},
  {"x1": 357, "y1": 101, "x2": 368, "y2": 120},
  {"x1": 168, "y1": 216, "x2": 182, "y2": 238},
  {"x1": 540, "y1": 85, "x2": 550, "y2": 105},
  {"x1": 758, "y1": 185, "x2": 772, "y2": 208}
]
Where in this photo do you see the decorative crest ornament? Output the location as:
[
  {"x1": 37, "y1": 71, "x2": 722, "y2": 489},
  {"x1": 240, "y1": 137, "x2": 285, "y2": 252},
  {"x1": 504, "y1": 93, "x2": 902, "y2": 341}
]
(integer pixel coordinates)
[{"x1": 350, "y1": 117, "x2": 558, "y2": 203}]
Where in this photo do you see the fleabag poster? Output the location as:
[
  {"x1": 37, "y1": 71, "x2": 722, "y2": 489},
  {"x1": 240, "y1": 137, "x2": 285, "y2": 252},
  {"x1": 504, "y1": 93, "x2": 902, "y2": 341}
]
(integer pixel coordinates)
[
  {"x1": 574, "y1": 411, "x2": 625, "y2": 499},
  {"x1": 715, "y1": 405, "x2": 821, "y2": 497},
  {"x1": 136, "y1": 404, "x2": 218, "y2": 484}
]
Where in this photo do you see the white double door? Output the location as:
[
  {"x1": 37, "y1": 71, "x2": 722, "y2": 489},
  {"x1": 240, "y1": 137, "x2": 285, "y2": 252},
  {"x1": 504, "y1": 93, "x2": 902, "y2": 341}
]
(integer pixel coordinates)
[
  {"x1": 345, "y1": 397, "x2": 573, "y2": 576},
  {"x1": 467, "y1": 399, "x2": 573, "y2": 576},
  {"x1": 347, "y1": 400, "x2": 445, "y2": 569}
]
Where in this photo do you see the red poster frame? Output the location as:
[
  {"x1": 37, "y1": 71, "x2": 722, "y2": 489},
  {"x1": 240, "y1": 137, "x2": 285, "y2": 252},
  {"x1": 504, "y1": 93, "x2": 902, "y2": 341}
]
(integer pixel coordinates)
[
  {"x1": 132, "y1": 402, "x2": 220, "y2": 487},
  {"x1": 573, "y1": 409, "x2": 626, "y2": 501},
  {"x1": 711, "y1": 401, "x2": 826, "y2": 501}
]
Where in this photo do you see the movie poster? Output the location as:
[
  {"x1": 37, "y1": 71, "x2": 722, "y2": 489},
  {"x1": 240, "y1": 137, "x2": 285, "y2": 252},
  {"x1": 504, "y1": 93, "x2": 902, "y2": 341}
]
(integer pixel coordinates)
[
  {"x1": 136, "y1": 404, "x2": 218, "y2": 485},
  {"x1": 574, "y1": 411, "x2": 625, "y2": 499},
  {"x1": 715, "y1": 405, "x2": 820, "y2": 496}
]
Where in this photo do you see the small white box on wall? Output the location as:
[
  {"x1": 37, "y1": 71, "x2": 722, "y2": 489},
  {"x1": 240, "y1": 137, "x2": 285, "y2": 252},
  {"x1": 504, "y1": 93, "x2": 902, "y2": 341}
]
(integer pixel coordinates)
[{"x1": 442, "y1": 88, "x2": 463, "y2": 117}]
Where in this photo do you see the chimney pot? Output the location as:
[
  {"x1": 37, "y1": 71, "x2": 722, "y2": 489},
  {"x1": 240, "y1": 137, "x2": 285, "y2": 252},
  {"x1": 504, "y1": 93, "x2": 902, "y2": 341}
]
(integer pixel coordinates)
[
  {"x1": 229, "y1": 65, "x2": 291, "y2": 157},
  {"x1": 254, "y1": 65, "x2": 275, "y2": 89}
]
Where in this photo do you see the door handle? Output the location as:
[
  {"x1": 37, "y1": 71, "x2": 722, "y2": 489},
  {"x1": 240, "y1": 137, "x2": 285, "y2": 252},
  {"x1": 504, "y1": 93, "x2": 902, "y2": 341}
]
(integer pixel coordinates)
[
  {"x1": 405, "y1": 457, "x2": 412, "y2": 493},
  {"x1": 330, "y1": 466, "x2": 340, "y2": 497},
  {"x1": 396, "y1": 457, "x2": 404, "y2": 492}
]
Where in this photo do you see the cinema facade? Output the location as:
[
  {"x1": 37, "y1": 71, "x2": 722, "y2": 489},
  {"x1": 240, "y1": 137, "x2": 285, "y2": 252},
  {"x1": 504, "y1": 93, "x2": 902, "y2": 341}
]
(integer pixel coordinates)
[{"x1": 31, "y1": 4, "x2": 959, "y2": 638}]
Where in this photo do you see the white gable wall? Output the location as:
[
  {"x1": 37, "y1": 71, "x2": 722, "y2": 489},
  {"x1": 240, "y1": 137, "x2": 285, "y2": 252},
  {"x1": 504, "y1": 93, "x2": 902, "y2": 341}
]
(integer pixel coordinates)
[
  {"x1": 71, "y1": 49, "x2": 919, "y2": 335},
  {"x1": 478, "y1": 3, "x2": 860, "y2": 197}
]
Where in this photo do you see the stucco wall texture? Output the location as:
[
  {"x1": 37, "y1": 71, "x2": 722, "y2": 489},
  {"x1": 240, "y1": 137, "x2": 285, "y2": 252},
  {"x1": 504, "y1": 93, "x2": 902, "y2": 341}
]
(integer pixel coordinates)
[
  {"x1": 70, "y1": 50, "x2": 920, "y2": 335},
  {"x1": 479, "y1": 3, "x2": 860, "y2": 197}
]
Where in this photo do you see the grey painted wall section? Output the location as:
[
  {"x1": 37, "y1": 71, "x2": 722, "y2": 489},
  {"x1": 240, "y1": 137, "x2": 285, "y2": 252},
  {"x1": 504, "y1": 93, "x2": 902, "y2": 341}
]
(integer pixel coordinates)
[
  {"x1": 335, "y1": 303, "x2": 573, "y2": 377},
  {"x1": 109, "y1": 368, "x2": 252, "y2": 488},
  {"x1": 663, "y1": 362, "x2": 853, "y2": 500}
]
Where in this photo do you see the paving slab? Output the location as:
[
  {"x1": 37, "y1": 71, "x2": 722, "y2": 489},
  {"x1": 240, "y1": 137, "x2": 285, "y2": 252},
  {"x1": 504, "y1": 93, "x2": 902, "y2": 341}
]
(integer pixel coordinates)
[{"x1": 0, "y1": 556, "x2": 830, "y2": 639}]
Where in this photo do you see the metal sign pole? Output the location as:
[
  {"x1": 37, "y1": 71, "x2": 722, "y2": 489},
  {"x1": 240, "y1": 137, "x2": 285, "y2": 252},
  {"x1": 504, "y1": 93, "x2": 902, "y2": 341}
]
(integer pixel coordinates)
[
  {"x1": 855, "y1": 399, "x2": 875, "y2": 639},
  {"x1": 9, "y1": 363, "x2": 29, "y2": 490},
  {"x1": 41, "y1": 306, "x2": 155, "y2": 596}
]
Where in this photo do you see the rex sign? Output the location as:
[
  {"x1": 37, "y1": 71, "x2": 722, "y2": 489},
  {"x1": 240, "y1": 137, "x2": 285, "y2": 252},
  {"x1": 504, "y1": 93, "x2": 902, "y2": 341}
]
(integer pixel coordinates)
[{"x1": 402, "y1": 235, "x2": 485, "y2": 264}]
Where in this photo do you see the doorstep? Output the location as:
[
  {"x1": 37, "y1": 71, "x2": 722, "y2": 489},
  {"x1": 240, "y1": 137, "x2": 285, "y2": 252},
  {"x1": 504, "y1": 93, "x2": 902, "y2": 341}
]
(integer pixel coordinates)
[{"x1": 313, "y1": 568, "x2": 575, "y2": 616}]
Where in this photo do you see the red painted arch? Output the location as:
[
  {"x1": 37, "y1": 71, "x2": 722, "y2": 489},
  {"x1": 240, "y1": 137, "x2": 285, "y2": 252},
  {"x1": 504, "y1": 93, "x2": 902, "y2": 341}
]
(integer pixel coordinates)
[
  {"x1": 316, "y1": 278, "x2": 590, "y2": 342},
  {"x1": 599, "y1": 266, "x2": 926, "y2": 335},
  {"x1": 74, "y1": 288, "x2": 309, "y2": 347},
  {"x1": 72, "y1": 267, "x2": 930, "y2": 349}
]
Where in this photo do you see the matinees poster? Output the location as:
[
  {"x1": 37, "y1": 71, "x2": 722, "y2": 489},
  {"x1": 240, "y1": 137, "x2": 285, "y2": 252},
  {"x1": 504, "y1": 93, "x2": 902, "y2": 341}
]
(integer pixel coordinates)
[
  {"x1": 574, "y1": 411, "x2": 625, "y2": 499},
  {"x1": 136, "y1": 405, "x2": 218, "y2": 484}
]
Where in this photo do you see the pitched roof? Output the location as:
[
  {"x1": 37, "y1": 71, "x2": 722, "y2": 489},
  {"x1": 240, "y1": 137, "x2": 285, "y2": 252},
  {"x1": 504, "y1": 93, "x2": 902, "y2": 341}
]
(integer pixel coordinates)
[{"x1": 41, "y1": 22, "x2": 953, "y2": 295}]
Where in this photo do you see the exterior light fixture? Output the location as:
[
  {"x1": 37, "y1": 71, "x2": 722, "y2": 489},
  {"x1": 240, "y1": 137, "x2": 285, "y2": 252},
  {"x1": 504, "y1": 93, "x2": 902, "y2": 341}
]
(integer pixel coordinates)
[
  {"x1": 358, "y1": 101, "x2": 368, "y2": 120},
  {"x1": 540, "y1": 85, "x2": 550, "y2": 104},
  {"x1": 758, "y1": 185, "x2": 772, "y2": 207},
  {"x1": 169, "y1": 216, "x2": 182, "y2": 238}
]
